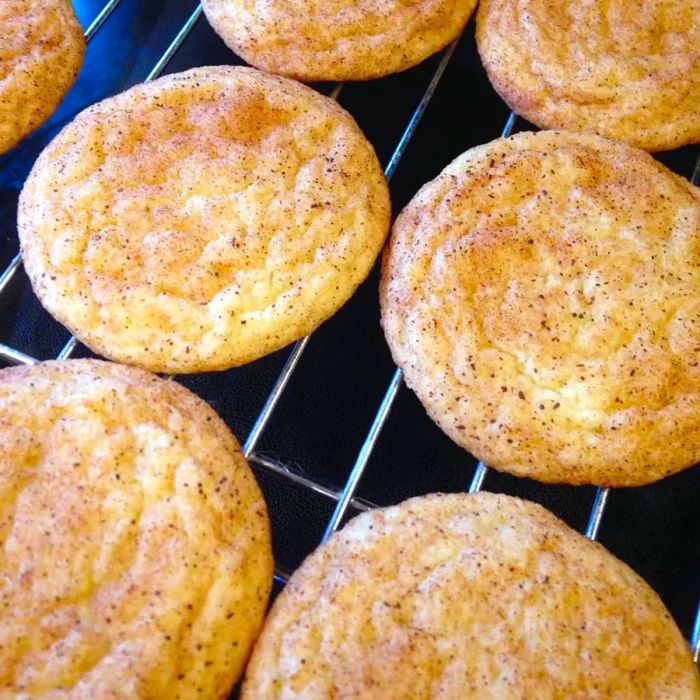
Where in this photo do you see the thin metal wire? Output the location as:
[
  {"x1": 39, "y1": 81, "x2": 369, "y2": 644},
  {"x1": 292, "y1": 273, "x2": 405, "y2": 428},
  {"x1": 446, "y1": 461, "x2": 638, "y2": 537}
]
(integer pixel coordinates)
[
  {"x1": 468, "y1": 462, "x2": 488, "y2": 493},
  {"x1": 241, "y1": 46, "x2": 465, "y2": 460},
  {"x1": 585, "y1": 487, "x2": 610, "y2": 540},
  {"x1": 274, "y1": 568, "x2": 291, "y2": 585},
  {"x1": 243, "y1": 340, "x2": 311, "y2": 459},
  {"x1": 691, "y1": 600, "x2": 700, "y2": 663},
  {"x1": 146, "y1": 4, "x2": 204, "y2": 82},
  {"x1": 383, "y1": 39, "x2": 460, "y2": 180},
  {"x1": 0, "y1": 343, "x2": 37, "y2": 366},
  {"x1": 84, "y1": 0, "x2": 125, "y2": 42},
  {"x1": 250, "y1": 453, "x2": 375, "y2": 512},
  {"x1": 320, "y1": 109, "x2": 519, "y2": 538},
  {"x1": 500, "y1": 111, "x2": 518, "y2": 141},
  {"x1": 0, "y1": 334, "x2": 75, "y2": 365},
  {"x1": 241, "y1": 85, "x2": 350, "y2": 459},
  {"x1": 328, "y1": 83, "x2": 344, "y2": 101},
  {"x1": 56, "y1": 336, "x2": 78, "y2": 360},
  {"x1": 277, "y1": 39, "x2": 473, "y2": 542},
  {"x1": 0, "y1": 253, "x2": 21, "y2": 299},
  {"x1": 322, "y1": 367, "x2": 403, "y2": 540}
]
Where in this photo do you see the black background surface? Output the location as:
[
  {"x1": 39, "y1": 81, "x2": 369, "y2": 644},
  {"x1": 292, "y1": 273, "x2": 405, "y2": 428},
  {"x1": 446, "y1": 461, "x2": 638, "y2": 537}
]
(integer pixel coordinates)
[{"x1": 1, "y1": 1, "x2": 698, "y2": 692}]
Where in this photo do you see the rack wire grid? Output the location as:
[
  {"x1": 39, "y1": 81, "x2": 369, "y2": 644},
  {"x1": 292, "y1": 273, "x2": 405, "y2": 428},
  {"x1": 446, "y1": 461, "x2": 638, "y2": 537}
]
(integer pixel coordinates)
[{"x1": 1, "y1": 0, "x2": 699, "y2": 680}]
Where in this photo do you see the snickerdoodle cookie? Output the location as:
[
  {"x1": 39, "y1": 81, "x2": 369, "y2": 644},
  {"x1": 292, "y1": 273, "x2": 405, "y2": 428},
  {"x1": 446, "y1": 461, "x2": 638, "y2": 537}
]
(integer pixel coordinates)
[
  {"x1": 381, "y1": 130, "x2": 700, "y2": 486},
  {"x1": 477, "y1": 0, "x2": 700, "y2": 151},
  {"x1": 0, "y1": 359, "x2": 272, "y2": 698},
  {"x1": 0, "y1": 0, "x2": 84, "y2": 154},
  {"x1": 19, "y1": 66, "x2": 390, "y2": 373},
  {"x1": 202, "y1": 0, "x2": 476, "y2": 81},
  {"x1": 242, "y1": 492, "x2": 700, "y2": 698}
]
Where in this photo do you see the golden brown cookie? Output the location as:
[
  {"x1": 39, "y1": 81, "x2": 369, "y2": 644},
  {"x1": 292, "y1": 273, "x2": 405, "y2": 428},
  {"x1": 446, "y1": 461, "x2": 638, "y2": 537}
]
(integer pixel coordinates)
[
  {"x1": 242, "y1": 492, "x2": 700, "y2": 699},
  {"x1": 0, "y1": 359, "x2": 272, "y2": 699},
  {"x1": 0, "y1": 0, "x2": 84, "y2": 155},
  {"x1": 380, "y1": 130, "x2": 700, "y2": 487},
  {"x1": 476, "y1": 0, "x2": 700, "y2": 152},
  {"x1": 201, "y1": 0, "x2": 476, "y2": 82},
  {"x1": 18, "y1": 66, "x2": 390, "y2": 373}
]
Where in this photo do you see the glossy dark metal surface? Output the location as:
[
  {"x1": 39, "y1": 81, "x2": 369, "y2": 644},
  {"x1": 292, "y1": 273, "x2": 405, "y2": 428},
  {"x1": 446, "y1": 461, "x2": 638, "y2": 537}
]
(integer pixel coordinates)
[{"x1": 1, "y1": 2, "x2": 698, "y2": 694}]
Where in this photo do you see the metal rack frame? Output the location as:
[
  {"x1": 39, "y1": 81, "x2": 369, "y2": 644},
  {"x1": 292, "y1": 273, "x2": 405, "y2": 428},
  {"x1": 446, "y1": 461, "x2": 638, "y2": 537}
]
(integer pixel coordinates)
[{"x1": 1, "y1": 0, "x2": 699, "y2": 667}]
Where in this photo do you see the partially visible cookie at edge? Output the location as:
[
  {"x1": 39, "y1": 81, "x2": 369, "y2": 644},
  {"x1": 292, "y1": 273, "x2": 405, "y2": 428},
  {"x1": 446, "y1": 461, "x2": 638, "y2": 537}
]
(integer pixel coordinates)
[
  {"x1": 18, "y1": 66, "x2": 391, "y2": 373},
  {"x1": 0, "y1": 0, "x2": 84, "y2": 154},
  {"x1": 380, "y1": 130, "x2": 700, "y2": 487},
  {"x1": 476, "y1": 0, "x2": 700, "y2": 151},
  {"x1": 0, "y1": 358, "x2": 273, "y2": 698},
  {"x1": 202, "y1": 0, "x2": 477, "y2": 82},
  {"x1": 242, "y1": 492, "x2": 700, "y2": 698}
]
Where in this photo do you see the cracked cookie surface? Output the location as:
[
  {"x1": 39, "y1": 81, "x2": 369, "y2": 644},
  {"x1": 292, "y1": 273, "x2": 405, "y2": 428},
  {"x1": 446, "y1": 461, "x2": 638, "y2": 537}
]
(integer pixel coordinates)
[
  {"x1": 0, "y1": 359, "x2": 272, "y2": 699},
  {"x1": 380, "y1": 131, "x2": 700, "y2": 486},
  {"x1": 18, "y1": 66, "x2": 390, "y2": 373},
  {"x1": 476, "y1": 0, "x2": 700, "y2": 152},
  {"x1": 242, "y1": 492, "x2": 700, "y2": 699},
  {"x1": 202, "y1": 0, "x2": 476, "y2": 82},
  {"x1": 0, "y1": 0, "x2": 84, "y2": 155}
]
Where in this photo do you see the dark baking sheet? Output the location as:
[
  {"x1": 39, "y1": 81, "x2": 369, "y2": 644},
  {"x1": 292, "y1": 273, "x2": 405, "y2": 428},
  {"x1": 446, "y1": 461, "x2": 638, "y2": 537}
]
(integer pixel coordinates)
[{"x1": 1, "y1": 1, "x2": 698, "y2": 691}]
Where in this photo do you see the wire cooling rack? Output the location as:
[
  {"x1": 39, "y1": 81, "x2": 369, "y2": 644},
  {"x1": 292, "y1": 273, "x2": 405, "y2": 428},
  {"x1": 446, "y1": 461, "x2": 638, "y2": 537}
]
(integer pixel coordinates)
[{"x1": 1, "y1": 0, "x2": 699, "y2": 675}]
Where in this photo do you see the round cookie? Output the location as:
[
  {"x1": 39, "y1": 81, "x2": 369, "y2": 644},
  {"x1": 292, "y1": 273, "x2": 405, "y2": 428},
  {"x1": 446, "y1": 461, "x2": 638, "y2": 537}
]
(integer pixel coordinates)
[
  {"x1": 18, "y1": 66, "x2": 390, "y2": 373},
  {"x1": 476, "y1": 0, "x2": 700, "y2": 152},
  {"x1": 0, "y1": 359, "x2": 273, "y2": 699},
  {"x1": 380, "y1": 130, "x2": 700, "y2": 487},
  {"x1": 0, "y1": 0, "x2": 84, "y2": 155},
  {"x1": 201, "y1": 0, "x2": 476, "y2": 82},
  {"x1": 242, "y1": 492, "x2": 700, "y2": 698}
]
